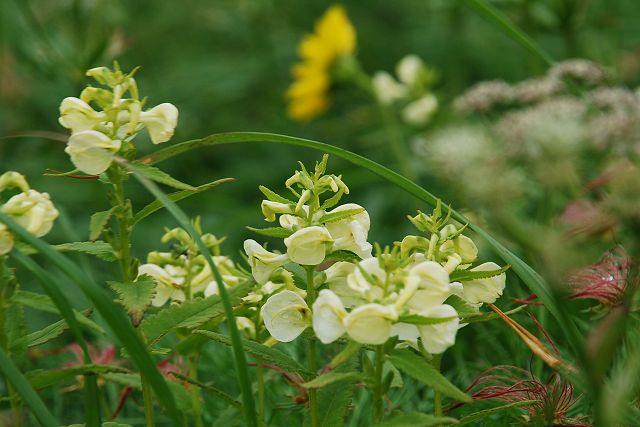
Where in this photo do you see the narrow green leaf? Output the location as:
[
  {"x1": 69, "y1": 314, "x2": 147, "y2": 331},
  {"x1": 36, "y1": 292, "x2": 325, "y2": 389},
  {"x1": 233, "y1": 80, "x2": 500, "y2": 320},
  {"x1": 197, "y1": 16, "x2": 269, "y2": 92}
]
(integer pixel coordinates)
[
  {"x1": 258, "y1": 185, "x2": 296, "y2": 204},
  {"x1": 140, "y1": 281, "x2": 251, "y2": 346},
  {"x1": 130, "y1": 161, "x2": 196, "y2": 191},
  {"x1": 12, "y1": 290, "x2": 104, "y2": 335},
  {"x1": 397, "y1": 314, "x2": 458, "y2": 325},
  {"x1": 0, "y1": 346, "x2": 58, "y2": 427},
  {"x1": 55, "y1": 241, "x2": 117, "y2": 261},
  {"x1": 170, "y1": 371, "x2": 242, "y2": 408},
  {"x1": 103, "y1": 372, "x2": 192, "y2": 412},
  {"x1": 462, "y1": 0, "x2": 554, "y2": 66},
  {"x1": 12, "y1": 318, "x2": 67, "y2": 349},
  {"x1": 461, "y1": 305, "x2": 527, "y2": 324},
  {"x1": 109, "y1": 275, "x2": 156, "y2": 327},
  {"x1": 120, "y1": 161, "x2": 257, "y2": 426},
  {"x1": 389, "y1": 350, "x2": 471, "y2": 402},
  {"x1": 195, "y1": 330, "x2": 311, "y2": 376},
  {"x1": 246, "y1": 226, "x2": 294, "y2": 238},
  {"x1": 139, "y1": 131, "x2": 582, "y2": 354},
  {"x1": 377, "y1": 412, "x2": 458, "y2": 426},
  {"x1": 2, "y1": 215, "x2": 184, "y2": 425},
  {"x1": 28, "y1": 365, "x2": 129, "y2": 389},
  {"x1": 457, "y1": 400, "x2": 536, "y2": 425},
  {"x1": 324, "y1": 250, "x2": 361, "y2": 263},
  {"x1": 449, "y1": 265, "x2": 510, "y2": 282},
  {"x1": 443, "y1": 295, "x2": 480, "y2": 318},
  {"x1": 302, "y1": 371, "x2": 363, "y2": 389},
  {"x1": 318, "y1": 207, "x2": 365, "y2": 224},
  {"x1": 131, "y1": 178, "x2": 234, "y2": 226},
  {"x1": 89, "y1": 207, "x2": 115, "y2": 241}
]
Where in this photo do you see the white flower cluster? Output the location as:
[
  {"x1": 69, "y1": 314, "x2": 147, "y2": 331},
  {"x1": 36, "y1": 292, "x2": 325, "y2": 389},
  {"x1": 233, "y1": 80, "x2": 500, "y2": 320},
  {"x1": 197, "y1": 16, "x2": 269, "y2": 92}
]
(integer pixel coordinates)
[
  {"x1": 0, "y1": 171, "x2": 59, "y2": 255},
  {"x1": 58, "y1": 65, "x2": 178, "y2": 175},
  {"x1": 137, "y1": 224, "x2": 245, "y2": 306},
  {"x1": 247, "y1": 158, "x2": 507, "y2": 355},
  {"x1": 372, "y1": 55, "x2": 439, "y2": 126}
]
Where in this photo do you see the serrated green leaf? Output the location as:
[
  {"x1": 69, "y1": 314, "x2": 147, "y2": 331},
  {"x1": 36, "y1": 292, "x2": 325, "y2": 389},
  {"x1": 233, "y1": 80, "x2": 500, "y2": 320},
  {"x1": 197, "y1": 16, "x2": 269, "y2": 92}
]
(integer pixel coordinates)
[
  {"x1": 139, "y1": 280, "x2": 252, "y2": 346},
  {"x1": 171, "y1": 371, "x2": 241, "y2": 408},
  {"x1": 259, "y1": 185, "x2": 296, "y2": 204},
  {"x1": 449, "y1": 265, "x2": 510, "y2": 282},
  {"x1": 303, "y1": 371, "x2": 363, "y2": 389},
  {"x1": 11, "y1": 290, "x2": 104, "y2": 335},
  {"x1": 109, "y1": 275, "x2": 156, "y2": 326},
  {"x1": 103, "y1": 372, "x2": 192, "y2": 412},
  {"x1": 377, "y1": 412, "x2": 458, "y2": 426},
  {"x1": 312, "y1": 361, "x2": 357, "y2": 427},
  {"x1": 12, "y1": 318, "x2": 67, "y2": 349},
  {"x1": 89, "y1": 207, "x2": 115, "y2": 240},
  {"x1": 324, "y1": 250, "x2": 361, "y2": 263},
  {"x1": 319, "y1": 208, "x2": 365, "y2": 225},
  {"x1": 444, "y1": 295, "x2": 480, "y2": 318},
  {"x1": 55, "y1": 241, "x2": 117, "y2": 261},
  {"x1": 457, "y1": 400, "x2": 536, "y2": 425},
  {"x1": 397, "y1": 314, "x2": 458, "y2": 325},
  {"x1": 389, "y1": 350, "x2": 471, "y2": 402},
  {"x1": 130, "y1": 161, "x2": 196, "y2": 191},
  {"x1": 131, "y1": 178, "x2": 234, "y2": 226},
  {"x1": 28, "y1": 364, "x2": 129, "y2": 389},
  {"x1": 246, "y1": 226, "x2": 294, "y2": 238},
  {"x1": 195, "y1": 330, "x2": 310, "y2": 376}
]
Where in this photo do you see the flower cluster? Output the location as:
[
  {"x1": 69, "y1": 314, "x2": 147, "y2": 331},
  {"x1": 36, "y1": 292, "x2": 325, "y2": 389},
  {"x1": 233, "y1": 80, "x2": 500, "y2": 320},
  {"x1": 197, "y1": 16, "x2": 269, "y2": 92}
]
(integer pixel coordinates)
[
  {"x1": 372, "y1": 55, "x2": 439, "y2": 126},
  {"x1": 286, "y1": 5, "x2": 356, "y2": 121},
  {"x1": 0, "y1": 171, "x2": 59, "y2": 255},
  {"x1": 138, "y1": 220, "x2": 245, "y2": 306},
  {"x1": 245, "y1": 157, "x2": 507, "y2": 354},
  {"x1": 58, "y1": 64, "x2": 178, "y2": 175}
]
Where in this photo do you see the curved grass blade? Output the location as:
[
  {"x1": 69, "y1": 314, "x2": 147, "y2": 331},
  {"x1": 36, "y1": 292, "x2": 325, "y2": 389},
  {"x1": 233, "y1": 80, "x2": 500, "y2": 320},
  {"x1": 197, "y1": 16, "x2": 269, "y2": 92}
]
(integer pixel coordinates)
[
  {"x1": 140, "y1": 132, "x2": 582, "y2": 354},
  {"x1": 120, "y1": 159, "x2": 258, "y2": 427},
  {"x1": 462, "y1": 0, "x2": 554, "y2": 66},
  {"x1": 0, "y1": 346, "x2": 58, "y2": 427},
  {"x1": 11, "y1": 250, "x2": 102, "y2": 426},
  {"x1": 132, "y1": 178, "x2": 235, "y2": 226},
  {"x1": 0, "y1": 213, "x2": 183, "y2": 425}
]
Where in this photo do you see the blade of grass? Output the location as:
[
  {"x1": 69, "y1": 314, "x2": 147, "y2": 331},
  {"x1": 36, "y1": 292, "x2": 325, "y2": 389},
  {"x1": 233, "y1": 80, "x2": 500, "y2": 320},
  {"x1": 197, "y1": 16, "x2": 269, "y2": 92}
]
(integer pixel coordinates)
[
  {"x1": 0, "y1": 213, "x2": 183, "y2": 425},
  {"x1": 140, "y1": 131, "x2": 582, "y2": 355},
  {"x1": 462, "y1": 0, "x2": 554, "y2": 66},
  {"x1": 0, "y1": 346, "x2": 58, "y2": 427},
  {"x1": 11, "y1": 250, "x2": 101, "y2": 426},
  {"x1": 119, "y1": 159, "x2": 258, "y2": 427}
]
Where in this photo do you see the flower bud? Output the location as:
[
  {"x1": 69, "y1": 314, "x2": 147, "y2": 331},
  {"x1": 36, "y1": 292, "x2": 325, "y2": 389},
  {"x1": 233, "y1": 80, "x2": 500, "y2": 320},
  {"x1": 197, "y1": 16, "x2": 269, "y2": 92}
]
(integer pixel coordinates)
[
  {"x1": 372, "y1": 71, "x2": 407, "y2": 105},
  {"x1": 440, "y1": 234, "x2": 478, "y2": 264},
  {"x1": 0, "y1": 224, "x2": 14, "y2": 256},
  {"x1": 402, "y1": 93, "x2": 438, "y2": 126},
  {"x1": 1, "y1": 190, "x2": 59, "y2": 237},
  {"x1": 261, "y1": 200, "x2": 294, "y2": 222},
  {"x1": 0, "y1": 171, "x2": 29, "y2": 193},
  {"x1": 396, "y1": 55, "x2": 424, "y2": 86}
]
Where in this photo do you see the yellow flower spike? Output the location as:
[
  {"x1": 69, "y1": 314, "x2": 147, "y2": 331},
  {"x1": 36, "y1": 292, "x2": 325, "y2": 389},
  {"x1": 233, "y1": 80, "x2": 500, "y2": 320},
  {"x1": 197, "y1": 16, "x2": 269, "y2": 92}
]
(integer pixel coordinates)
[{"x1": 287, "y1": 4, "x2": 357, "y2": 121}]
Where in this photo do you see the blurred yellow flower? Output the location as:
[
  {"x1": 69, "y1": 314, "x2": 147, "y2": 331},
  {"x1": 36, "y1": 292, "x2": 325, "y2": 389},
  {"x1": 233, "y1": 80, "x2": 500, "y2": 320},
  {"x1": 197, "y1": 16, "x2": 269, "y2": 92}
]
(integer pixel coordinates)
[{"x1": 287, "y1": 5, "x2": 356, "y2": 121}]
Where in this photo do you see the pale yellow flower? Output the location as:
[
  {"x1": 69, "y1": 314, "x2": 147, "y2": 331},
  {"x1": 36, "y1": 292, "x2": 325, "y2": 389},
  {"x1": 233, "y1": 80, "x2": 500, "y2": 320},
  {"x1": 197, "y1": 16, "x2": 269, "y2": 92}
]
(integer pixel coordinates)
[{"x1": 287, "y1": 5, "x2": 356, "y2": 121}]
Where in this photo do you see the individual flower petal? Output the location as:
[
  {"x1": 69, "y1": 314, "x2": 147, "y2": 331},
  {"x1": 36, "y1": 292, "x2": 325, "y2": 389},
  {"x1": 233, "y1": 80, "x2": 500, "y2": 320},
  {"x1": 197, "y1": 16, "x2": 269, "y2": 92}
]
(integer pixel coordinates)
[
  {"x1": 244, "y1": 239, "x2": 289, "y2": 284},
  {"x1": 58, "y1": 97, "x2": 105, "y2": 133},
  {"x1": 347, "y1": 257, "x2": 385, "y2": 294},
  {"x1": 283, "y1": 226, "x2": 333, "y2": 265},
  {"x1": 65, "y1": 130, "x2": 121, "y2": 175},
  {"x1": 324, "y1": 261, "x2": 362, "y2": 307},
  {"x1": 416, "y1": 304, "x2": 459, "y2": 354},
  {"x1": 325, "y1": 204, "x2": 372, "y2": 259},
  {"x1": 396, "y1": 55, "x2": 425, "y2": 86},
  {"x1": 405, "y1": 261, "x2": 452, "y2": 311},
  {"x1": 462, "y1": 262, "x2": 506, "y2": 304},
  {"x1": 261, "y1": 290, "x2": 310, "y2": 342},
  {"x1": 140, "y1": 103, "x2": 179, "y2": 144},
  {"x1": 1, "y1": 190, "x2": 59, "y2": 237},
  {"x1": 312, "y1": 289, "x2": 347, "y2": 344},
  {"x1": 139, "y1": 264, "x2": 185, "y2": 307},
  {"x1": 343, "y1": 304, "x2": 397, "y2": 345}
]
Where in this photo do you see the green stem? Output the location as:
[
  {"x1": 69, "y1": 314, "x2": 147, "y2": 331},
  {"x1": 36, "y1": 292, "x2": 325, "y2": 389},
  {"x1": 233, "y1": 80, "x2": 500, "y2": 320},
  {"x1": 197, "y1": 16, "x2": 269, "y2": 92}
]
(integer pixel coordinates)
[
  {"x1": 256, "y1": 356, "x2": 266, "y2": 424},
  {"x1": 189, "y1": 355, "x2": 204, "y2": 427},
  {"x1": 305, "y1": 266, "x2": 319, "y2": 427},
  {"x1": 140, "y1": 369, "x2": 155, "y2": 427},
  {"x1": 377, "y1": 103, "x2": 414, "y2": 180},
  {"x1": 0, "y1": 257, "x2": 22, "y2": 426},
  {"x1": 432, "y1": 354, "x2": 443, "y2": 421},
  {"x1": 373, "y1": 345, "x2": 385, "y2": 423}
]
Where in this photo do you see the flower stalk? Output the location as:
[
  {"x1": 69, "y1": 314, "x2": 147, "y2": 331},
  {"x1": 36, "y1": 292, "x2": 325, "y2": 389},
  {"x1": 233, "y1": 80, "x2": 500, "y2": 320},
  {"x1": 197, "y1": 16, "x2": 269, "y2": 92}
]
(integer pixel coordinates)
[{"x1": 306, "y1": 265, "x2": 319, "y2": 427}]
